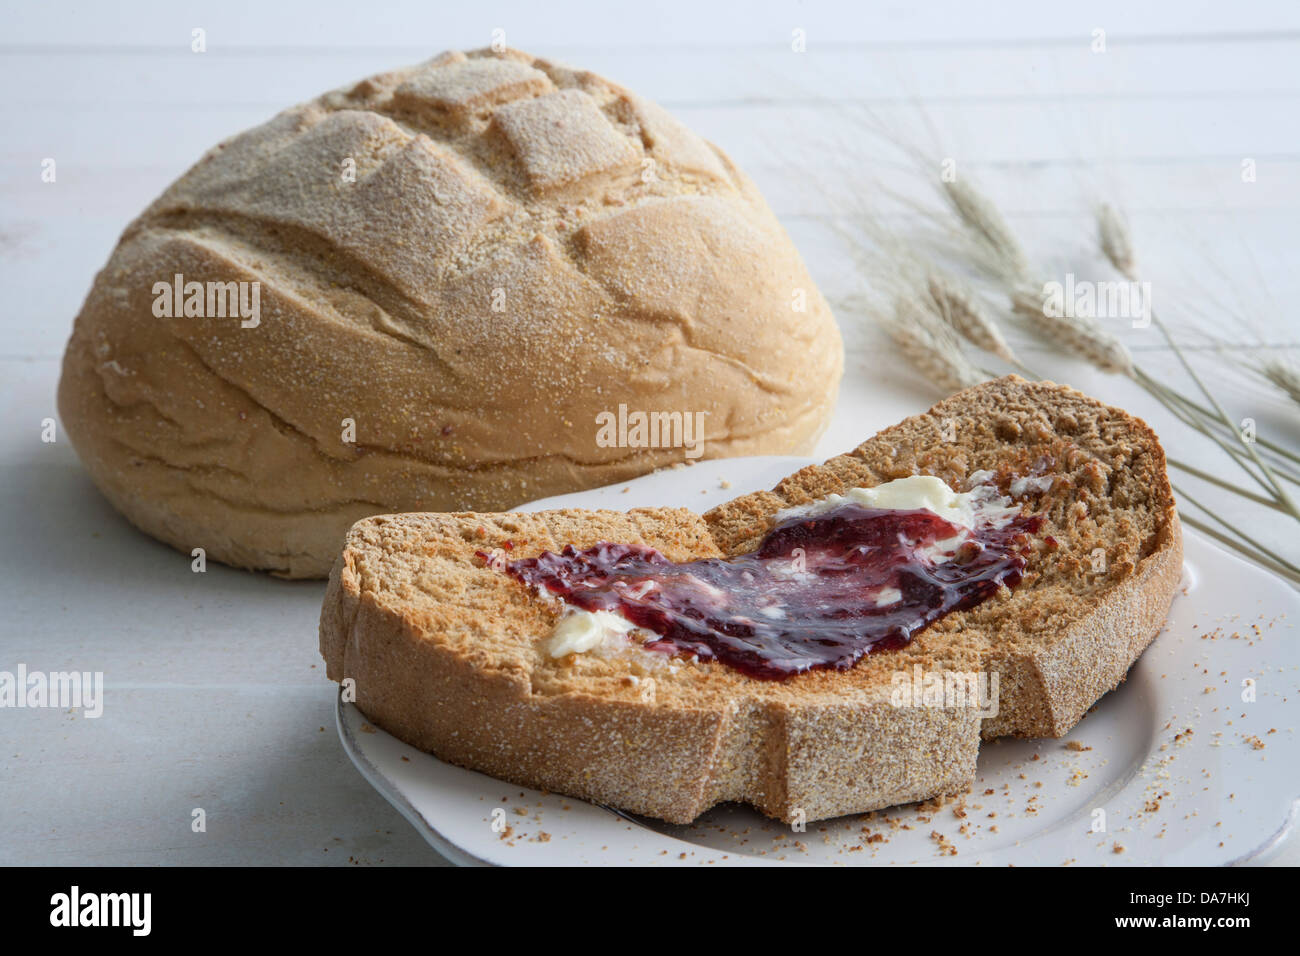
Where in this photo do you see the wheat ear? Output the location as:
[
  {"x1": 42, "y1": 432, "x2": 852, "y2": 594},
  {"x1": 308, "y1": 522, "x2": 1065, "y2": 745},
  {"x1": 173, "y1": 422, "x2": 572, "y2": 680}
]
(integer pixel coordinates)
[
  {"x1": 885, "y1": 296, "x2": 987, "y2": 393},
  {"x1": 1009, "y1": 284, "x2": 1135, "y2": 375},
  {"x1": 941, "y1": 179, "x2": 1031, "y2": 281},
  {"x1": 925, "y1": 272, "x2": 1019, "y2": 364},
  {"x1": 1262, "y1": 359, "x2": 1300, "y2": 406},
  {"x1": 1097, "y1": 203, "x2": 1138, "y2": 279}
]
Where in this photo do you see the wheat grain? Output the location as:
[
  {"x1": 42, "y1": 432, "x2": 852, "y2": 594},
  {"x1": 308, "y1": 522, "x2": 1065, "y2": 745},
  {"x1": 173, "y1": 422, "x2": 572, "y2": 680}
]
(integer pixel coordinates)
[
  {"x1": 1262, "y1": 359, "x2": 1300, "y2": 406},
  {"x1": 886, "y1": 295, "x2": 987, "y2": 393},
  {"x1": 941, "y1": 179, "x2": 1031, "y2": 280},
  {"x1": 1097, "y1": 204, "x2": 1138, "y2": 280},
  {"x1": 925, "y1": 272, "x2": 1018, "y2": 364},
  {"x1": 1011, "y1": 283, "x2": 1135, "y2": 375}
]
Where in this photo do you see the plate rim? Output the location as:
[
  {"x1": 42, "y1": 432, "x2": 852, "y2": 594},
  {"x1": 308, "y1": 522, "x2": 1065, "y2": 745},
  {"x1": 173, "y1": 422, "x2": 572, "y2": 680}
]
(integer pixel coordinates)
[{"x1": 336, "y1": 696, "x2": 492, "y2": 867}]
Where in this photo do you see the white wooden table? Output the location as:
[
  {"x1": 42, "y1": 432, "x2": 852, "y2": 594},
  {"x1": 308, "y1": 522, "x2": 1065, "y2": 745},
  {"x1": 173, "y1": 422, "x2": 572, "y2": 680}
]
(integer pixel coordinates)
[{"x1": 2, "y1": 0, "x2": 1296, "y2": 865}]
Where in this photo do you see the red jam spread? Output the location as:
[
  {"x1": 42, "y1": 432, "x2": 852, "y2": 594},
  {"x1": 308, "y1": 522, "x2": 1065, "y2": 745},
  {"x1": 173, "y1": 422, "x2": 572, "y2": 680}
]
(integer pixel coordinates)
[{"x1": 500, "y1": 502, "x2": 1041, "y2": 680}]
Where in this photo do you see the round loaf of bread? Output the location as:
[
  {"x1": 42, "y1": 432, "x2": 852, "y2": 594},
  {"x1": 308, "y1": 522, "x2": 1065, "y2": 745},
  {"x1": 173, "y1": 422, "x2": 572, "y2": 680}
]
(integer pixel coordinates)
[{"x1": 57, "y1": 47, "x2": 842, "y2": 578}]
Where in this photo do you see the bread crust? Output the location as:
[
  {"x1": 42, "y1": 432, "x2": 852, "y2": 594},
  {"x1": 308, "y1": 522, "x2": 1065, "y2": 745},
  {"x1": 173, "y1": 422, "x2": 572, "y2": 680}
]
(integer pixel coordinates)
[
  {"x1": 58, "y1": 47, "x2": 841, "y2": 578},
  {"x1": 320, "y1": 377, "x2": 1182, "y2": 824}
]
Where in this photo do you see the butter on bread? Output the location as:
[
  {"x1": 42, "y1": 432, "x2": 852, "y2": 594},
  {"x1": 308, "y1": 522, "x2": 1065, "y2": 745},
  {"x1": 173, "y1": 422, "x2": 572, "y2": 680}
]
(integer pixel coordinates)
[{"x1": 319, "y1": 377, "x2": 1182, "y2": 824}]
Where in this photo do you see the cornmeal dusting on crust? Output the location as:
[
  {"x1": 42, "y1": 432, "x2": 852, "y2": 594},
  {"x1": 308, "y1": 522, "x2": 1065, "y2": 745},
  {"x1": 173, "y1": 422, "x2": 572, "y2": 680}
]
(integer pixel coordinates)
[{"x1": 58, "y1": 47, "x2": 842, "y2": 578}]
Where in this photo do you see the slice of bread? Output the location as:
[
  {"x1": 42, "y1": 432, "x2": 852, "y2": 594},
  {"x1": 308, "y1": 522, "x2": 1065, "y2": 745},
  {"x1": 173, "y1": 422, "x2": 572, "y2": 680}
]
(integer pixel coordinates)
[{"x1": 319, "y1": 377, "x2": 1182, "y2": 824}]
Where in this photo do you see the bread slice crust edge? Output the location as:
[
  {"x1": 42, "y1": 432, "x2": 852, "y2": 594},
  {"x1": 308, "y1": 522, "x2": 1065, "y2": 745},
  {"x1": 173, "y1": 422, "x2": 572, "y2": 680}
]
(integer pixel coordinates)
[{"x1": 320, "y1": 377, "x2": 1182, "y2": 824}]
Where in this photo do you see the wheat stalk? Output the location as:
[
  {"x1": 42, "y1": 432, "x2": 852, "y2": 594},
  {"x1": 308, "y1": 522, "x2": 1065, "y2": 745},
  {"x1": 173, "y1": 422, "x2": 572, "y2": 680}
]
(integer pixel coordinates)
[
  {"x1": 822, "y1": 129, "x2": 1298, "y2": 580},
  {"x1": 817, "y1": 178, "x2": 1022, "y2": 378},
  {"x1": 806, "y1": 108, "x2": 1297, "y2": 574},
  {"x1": 1092, "y1": 203, "x2": 1300, "y2": 531},
  {"x1": 934, "y1": 178, "x2": 1138, "y2": 375}
]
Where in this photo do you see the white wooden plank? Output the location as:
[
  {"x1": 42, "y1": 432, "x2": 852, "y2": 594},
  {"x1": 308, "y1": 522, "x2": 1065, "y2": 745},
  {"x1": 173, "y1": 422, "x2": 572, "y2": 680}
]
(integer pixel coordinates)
[
  {"x1": 6, "y1": 0, "x2": 1300, "y2": 49},
  {"x1": 6, "y1": 96, "x2": 1294, "y2": 182},
  {"x1": 4, "y1": 38, "x2": 1299, "y2": 111}
]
